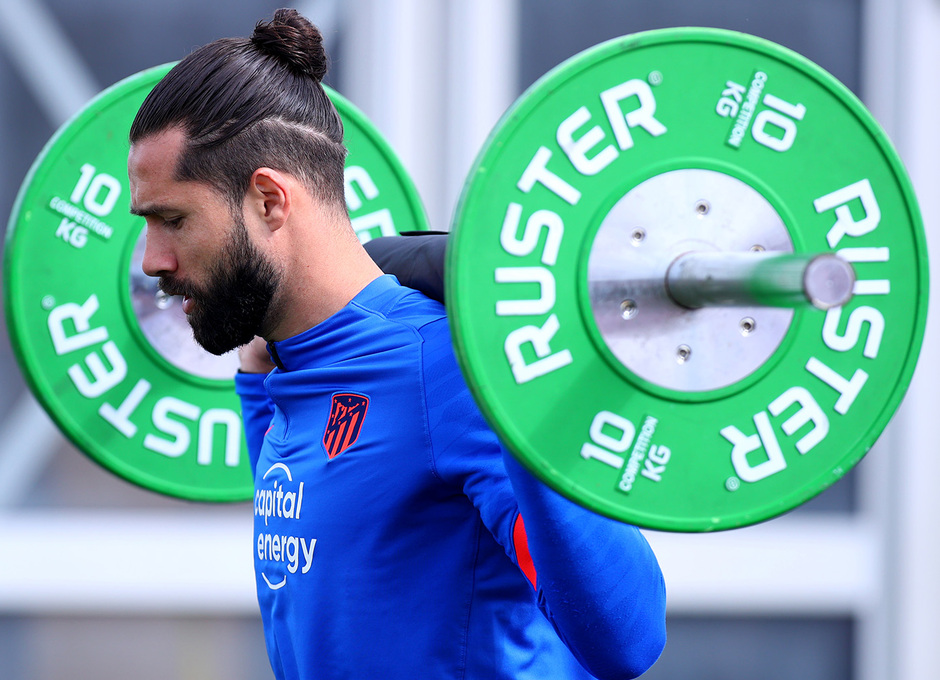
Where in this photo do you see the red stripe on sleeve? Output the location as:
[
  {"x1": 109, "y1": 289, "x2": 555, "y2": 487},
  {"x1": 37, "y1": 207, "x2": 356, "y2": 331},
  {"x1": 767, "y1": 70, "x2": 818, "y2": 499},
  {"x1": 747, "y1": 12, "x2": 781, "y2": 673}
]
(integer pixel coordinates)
[{"x1": 512, "y1": 513, "x2": 537, "y2": 590}]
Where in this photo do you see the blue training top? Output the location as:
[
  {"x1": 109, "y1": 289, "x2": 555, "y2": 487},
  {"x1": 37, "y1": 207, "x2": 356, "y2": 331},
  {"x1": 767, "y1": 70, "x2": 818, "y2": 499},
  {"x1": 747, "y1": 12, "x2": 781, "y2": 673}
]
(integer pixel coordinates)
[{"x1": 235, "y1": 275, "x2": 666, "y2": 680}]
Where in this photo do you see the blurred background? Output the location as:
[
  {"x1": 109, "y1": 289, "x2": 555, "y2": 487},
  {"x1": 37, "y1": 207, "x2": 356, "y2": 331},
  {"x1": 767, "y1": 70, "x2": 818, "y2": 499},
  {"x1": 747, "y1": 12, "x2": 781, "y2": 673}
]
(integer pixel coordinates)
[{"x1": 1, "y1": 0, "x2": 938, "y2": 678}]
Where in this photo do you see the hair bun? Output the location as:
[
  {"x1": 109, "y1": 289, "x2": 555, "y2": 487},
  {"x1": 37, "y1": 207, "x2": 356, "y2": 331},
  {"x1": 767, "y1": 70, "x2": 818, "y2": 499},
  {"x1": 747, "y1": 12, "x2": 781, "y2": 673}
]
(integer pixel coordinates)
[{"x1": 251, "y1": 8, "x2": 327, "y2": 81}]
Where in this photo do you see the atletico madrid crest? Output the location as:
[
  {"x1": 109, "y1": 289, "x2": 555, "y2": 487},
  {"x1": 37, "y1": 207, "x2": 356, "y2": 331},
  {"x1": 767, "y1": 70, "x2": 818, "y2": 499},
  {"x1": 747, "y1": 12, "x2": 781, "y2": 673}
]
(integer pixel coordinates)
[{"x1": 323, "y1": 393, "x2": 370, "y2": 458}]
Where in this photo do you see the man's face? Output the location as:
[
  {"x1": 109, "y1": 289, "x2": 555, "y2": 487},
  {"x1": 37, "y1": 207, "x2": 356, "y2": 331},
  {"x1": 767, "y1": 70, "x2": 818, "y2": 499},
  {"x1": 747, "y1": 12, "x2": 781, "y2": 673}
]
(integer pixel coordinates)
[{"x1": 128, "y1": 128, "x2": 280, "y2": 355}]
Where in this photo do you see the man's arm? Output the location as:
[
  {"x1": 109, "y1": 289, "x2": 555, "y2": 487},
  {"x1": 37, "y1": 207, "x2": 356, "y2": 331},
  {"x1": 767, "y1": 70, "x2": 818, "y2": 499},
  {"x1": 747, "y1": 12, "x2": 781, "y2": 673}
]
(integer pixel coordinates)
[
  {"x1": 421, "y1": 316, "x2": 666, "y2": 679},
  {"x1": 503, "y1": 453, "x2": 667, "y2": 679}
]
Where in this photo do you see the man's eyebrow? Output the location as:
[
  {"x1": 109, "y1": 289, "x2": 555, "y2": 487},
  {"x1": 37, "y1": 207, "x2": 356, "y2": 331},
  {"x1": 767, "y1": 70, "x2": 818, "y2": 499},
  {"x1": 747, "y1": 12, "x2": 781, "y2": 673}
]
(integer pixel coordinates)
[{"x1": 129, "y1": 203, "x2": 174, "y2": 217}]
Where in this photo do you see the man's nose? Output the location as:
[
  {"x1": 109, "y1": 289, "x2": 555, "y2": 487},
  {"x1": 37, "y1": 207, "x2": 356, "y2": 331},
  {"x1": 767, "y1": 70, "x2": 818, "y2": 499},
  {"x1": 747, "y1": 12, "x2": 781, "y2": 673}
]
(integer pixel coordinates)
[{"x1": 141, "y1": 227, "x2": 177, "y2": 278}]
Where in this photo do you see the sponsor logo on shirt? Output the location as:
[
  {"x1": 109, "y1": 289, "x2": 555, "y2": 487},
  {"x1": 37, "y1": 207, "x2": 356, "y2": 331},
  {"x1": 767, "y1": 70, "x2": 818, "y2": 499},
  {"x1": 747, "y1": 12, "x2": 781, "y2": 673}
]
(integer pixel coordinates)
[{"x1": 254, "y1": 462, "x2": 315, "y2": 590}]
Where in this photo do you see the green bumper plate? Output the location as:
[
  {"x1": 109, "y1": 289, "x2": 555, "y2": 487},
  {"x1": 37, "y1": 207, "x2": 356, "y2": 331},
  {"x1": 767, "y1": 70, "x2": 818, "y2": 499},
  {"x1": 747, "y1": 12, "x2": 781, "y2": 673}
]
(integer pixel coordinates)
[
  {"x1": 447, "y1": 28, "x2": 927, "y2": 531},
  {"x1": 5, "y1": 63, "x2": 429, "y2": 502}
]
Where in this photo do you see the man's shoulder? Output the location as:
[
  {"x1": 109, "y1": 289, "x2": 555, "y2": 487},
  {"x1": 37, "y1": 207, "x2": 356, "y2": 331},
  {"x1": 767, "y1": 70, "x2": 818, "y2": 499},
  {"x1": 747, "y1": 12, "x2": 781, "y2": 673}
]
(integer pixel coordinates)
[{"x1": 354, "y1": 276, "x2": 448, "y2": 335}]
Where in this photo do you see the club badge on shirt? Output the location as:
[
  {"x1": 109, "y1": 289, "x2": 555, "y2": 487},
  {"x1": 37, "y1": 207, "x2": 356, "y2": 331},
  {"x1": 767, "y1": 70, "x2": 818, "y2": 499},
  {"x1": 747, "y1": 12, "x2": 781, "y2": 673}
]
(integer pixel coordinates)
[{"x1": 323, "y1": 393, "x2": 370, "y2": 458}]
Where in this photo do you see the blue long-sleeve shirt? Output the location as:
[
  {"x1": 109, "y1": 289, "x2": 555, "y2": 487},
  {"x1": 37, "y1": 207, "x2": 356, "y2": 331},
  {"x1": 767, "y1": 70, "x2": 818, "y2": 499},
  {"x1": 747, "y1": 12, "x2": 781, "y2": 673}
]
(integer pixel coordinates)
[{"x1": 235, "y1": 275, "x2": 666, "y2": 679}]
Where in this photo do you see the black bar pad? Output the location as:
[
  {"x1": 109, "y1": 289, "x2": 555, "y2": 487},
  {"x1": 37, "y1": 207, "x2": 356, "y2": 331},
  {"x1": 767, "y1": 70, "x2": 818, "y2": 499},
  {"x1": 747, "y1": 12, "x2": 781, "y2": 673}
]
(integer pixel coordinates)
[{"x1": 364, "y1": 231, "x2": 448, "y2": 304}]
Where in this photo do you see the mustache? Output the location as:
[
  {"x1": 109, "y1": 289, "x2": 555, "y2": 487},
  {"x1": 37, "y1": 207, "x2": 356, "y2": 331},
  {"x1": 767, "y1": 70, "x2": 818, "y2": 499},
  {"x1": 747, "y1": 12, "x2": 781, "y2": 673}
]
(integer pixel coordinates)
[{"x1": 157, "y1": 275, "x2": 198, "y2": 299}]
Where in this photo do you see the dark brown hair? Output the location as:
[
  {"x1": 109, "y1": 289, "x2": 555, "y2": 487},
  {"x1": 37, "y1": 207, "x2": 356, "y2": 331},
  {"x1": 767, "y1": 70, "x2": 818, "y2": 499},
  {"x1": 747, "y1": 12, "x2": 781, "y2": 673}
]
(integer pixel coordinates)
[{"x1": 130, "y1": 8, "x2": 346, "y2": 212}]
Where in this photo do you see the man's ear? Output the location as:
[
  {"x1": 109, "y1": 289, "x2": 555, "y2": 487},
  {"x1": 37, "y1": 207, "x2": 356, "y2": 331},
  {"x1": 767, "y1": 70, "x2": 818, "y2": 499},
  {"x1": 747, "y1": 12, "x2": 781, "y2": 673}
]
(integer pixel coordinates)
[{"x1": 248, "y1": 167, "x2": 291, "y2": 231}]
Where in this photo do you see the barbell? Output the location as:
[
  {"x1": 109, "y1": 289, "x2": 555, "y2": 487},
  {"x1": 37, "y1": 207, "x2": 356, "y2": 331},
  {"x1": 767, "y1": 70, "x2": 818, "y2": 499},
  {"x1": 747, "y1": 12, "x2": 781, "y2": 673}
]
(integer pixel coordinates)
[{"x1": 4, "y1": 28, "x2": 928, "y2": 531}]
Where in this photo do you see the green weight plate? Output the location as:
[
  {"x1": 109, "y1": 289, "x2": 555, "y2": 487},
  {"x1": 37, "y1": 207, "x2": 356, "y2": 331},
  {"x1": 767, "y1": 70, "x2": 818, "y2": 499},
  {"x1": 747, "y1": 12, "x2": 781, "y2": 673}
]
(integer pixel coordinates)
[
  {"x1": 4, "y1": 63, "x2": 429, "y2": 502},
  {"x1": 447, "y1": 28, "x2": 928, "y2": 531}
]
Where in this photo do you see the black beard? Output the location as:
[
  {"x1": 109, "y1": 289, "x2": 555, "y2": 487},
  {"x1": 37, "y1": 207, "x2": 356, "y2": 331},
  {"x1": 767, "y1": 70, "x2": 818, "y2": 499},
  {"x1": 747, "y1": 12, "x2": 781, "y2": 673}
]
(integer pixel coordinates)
[{"x1": 160, "y1": 221, "x2": 280, "y2": 356}]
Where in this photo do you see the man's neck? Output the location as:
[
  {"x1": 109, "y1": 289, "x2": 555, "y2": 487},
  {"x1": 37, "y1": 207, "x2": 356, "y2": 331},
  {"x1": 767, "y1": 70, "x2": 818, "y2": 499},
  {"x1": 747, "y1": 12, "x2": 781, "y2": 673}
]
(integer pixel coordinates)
[{"x1": 265, "y1": 227, "x2": 384, "y2": 341}]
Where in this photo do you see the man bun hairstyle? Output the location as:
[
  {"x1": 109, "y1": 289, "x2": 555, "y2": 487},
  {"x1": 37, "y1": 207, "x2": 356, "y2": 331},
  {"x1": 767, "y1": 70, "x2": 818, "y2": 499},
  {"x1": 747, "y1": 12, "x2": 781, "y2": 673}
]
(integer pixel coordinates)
[
  {"x1": 251, "y1": 9, "x2": 328, "y2": 81},
  {"x1": 130, "y1": 8, "x2": 347, "y2": 213}
]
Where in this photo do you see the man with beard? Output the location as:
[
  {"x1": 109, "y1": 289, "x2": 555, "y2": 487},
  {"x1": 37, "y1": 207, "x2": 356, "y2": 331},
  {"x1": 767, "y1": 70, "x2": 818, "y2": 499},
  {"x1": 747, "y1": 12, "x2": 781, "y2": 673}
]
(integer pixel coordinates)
[{"x1": 128, "y1": 9, "x2": 666, "y2": 680}]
